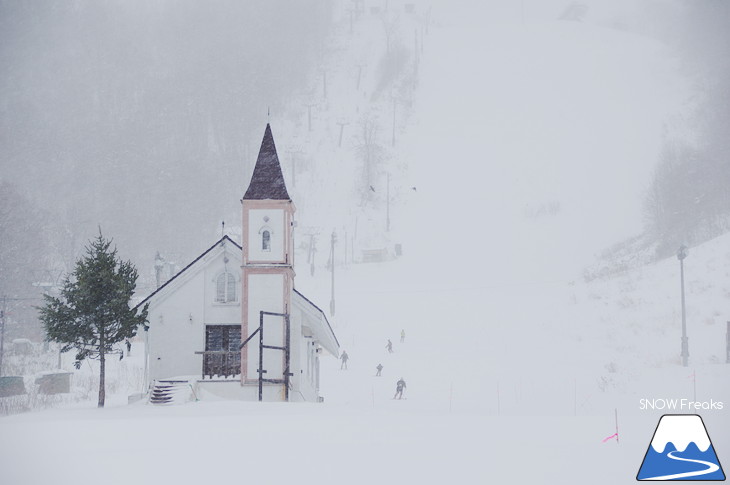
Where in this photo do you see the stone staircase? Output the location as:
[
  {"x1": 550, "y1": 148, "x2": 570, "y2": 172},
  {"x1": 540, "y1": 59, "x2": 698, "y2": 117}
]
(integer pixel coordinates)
[{"x1": 149, "y1": 380, "x2": 194, "y2": 405}]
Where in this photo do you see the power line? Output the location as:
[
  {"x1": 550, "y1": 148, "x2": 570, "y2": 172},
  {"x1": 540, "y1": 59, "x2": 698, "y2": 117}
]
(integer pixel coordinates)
[{"x1": 1, "y1": 297, "x2": 46, "y2": 302}]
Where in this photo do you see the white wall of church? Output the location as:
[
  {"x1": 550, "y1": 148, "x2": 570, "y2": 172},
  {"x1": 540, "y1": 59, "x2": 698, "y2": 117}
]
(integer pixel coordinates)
[
  {"x1": 148, "y1": 270, "x2": 206, "y2": 381},
  {"x1": 147, "y1": 248, "x2": 241, "y2": 384},
  {"x1": 245, "y1": 273, "x2": 285, "y2": 379},
  {"x1": 247, "y1": 209, "x2": 285, "y2": 262},
  {"x1": 286, "y1": 305, "x2": 320, "y2": 402},
  {"x1": 296, "y1": 337, "x2": 319, "y2": 402},
  {"x1": 143, "y1": 239, "x2": 327, "y2": 401}
]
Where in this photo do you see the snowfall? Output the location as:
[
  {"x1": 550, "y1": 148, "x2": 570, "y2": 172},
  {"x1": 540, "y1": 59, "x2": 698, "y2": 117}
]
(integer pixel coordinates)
[{"x1": 1, "y1": 1, "x2": 729, "y2": 484}]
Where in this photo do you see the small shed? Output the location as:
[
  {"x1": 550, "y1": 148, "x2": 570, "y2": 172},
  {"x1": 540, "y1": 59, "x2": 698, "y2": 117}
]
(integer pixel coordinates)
[
  {"x1": 35, "y1": 372, "x2": 72, "y2": 395},
  {"x1": 0, "y1": 376, "x2": 26, "y2": 397},
  {"x1": 12, "y1": 338, "x2": 32, "y2": 355},
  {"x1": 361, "y1": 248, "x2": 389, "y2": 263}
]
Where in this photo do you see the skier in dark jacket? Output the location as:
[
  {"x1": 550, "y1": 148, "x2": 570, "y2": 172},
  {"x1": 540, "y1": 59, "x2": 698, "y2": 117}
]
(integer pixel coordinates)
[
  {"x1": 376, "y1": 363, "x2": 383, "y2": 376},
  {"x1": 393, "y1": 377, "x2": 406, "y2": 399},
  {"x1": 340, "y1": 350, "x2": 349, "y2": 370},
  {"x1": 386, "y1": 339, "x2": 393, "y2": 353}
]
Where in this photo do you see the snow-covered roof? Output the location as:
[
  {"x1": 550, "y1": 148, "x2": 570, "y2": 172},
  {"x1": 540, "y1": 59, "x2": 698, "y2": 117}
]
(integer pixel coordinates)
[
  {"x1": 243, "y1": 123, "x2": 290, "y2": 200},
  {"x1": 134, "y1": 235, "x2": 241, "y2": 310},
  {"x1": 293, "y1": 289, "x2": 339, "y2": 356}
]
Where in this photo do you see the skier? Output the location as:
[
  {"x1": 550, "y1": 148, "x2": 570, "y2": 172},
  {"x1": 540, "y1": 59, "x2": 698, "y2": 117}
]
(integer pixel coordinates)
[
  {"x1": 340, "y1": 350, "x2": 349, "y2": 370},
  {"x1": 386, "y1": 339, "x2": 393, "y2": 353},
  {"x1": 393, "y1": 377, "x2": 406, "y2": 399},
  {"x1": 400, "y1": 329, "x2": 405, "y2": 343},
  {"x1": 376, "y1": 363, "x2": 383, "y2": 376}
]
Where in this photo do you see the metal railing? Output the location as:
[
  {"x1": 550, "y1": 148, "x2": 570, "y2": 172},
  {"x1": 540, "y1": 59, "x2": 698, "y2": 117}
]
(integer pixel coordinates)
[{"x1": 194, "y1": 351, "x2": 241, "y2": 380}]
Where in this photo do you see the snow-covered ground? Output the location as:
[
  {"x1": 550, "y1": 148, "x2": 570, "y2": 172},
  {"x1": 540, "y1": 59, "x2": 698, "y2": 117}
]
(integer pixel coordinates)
[{"x1": 0, "y1": 400, "x2": 629, "y2": 484}]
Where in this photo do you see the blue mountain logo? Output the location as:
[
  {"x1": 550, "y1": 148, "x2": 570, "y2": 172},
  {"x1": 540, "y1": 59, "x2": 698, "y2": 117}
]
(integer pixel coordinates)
[{"x1": 637, "y1": 414, "x2": 725, "y2": 481}]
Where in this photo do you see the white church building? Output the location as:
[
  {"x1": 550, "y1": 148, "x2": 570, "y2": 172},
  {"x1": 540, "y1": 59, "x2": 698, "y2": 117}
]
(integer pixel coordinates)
[{"x1": 135, "y1": 124, "x2": 339, "y2": 403}]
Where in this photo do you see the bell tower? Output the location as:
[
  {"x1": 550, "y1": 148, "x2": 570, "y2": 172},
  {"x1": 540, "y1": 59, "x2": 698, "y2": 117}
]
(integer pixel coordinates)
[{"x1": 241, "y1": 124, "x2": 295, "y2": 395}]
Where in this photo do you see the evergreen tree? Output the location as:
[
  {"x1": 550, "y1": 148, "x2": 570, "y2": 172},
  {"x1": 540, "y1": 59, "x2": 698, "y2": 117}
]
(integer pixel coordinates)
[{"x1": 38, "y1": 232, "x2": 148, "y2": 407}]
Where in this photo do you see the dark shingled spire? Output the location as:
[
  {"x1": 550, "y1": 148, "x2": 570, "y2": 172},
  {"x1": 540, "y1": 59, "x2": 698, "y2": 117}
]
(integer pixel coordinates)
[{"x1": 243, "y1": 124, "x2": 290, "y2": 200}]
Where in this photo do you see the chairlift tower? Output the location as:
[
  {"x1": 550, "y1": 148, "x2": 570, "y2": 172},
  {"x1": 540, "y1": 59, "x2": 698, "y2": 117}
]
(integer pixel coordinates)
[
  {"x1": 677, "y1": 245, "x2": 689, "y2": 367},
  {"x1": 330, "y1": 231, "x2": 337, "y2": 316}
]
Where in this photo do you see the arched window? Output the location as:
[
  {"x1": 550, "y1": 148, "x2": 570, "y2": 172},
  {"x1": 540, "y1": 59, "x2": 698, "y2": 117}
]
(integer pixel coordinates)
[
  {"x1": 262, "y1": 230, "x2": 271, "y2": 252},
  {"x1": 215, "y1": 272, "x2": 237, "y2": 303}
]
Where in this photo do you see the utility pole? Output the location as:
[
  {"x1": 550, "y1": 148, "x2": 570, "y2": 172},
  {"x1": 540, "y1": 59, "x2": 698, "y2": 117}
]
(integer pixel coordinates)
[
  {"x1": 336, "y1": 121, "x2": 349, "y2": 147},
  {"x1": 356, "y1": 64, "x2": 364, "y2": 91},
  {"x1": 304, "y1": 103, "x2": 317, "y2": 132},
  {"x1": 286, "y1": 147, "x2": 303, "y2": 188},
  {"x1": 330, "y1": 231, "x2": 337, "y2": 316},
  {"x1": 0, "y1": 296, "x2": 6, "y2": 376},
  {"x1": 391, "y1": 96, "x2": 397, "y2": 147},
  {"x1": 386, "y1": 173, "x2": 391, "y2": 232},
  {"x1": 143, "y1": 326, "x2": 149, "y2": 392},
  {"x1": 307, "y1": 233, "x2": 317, "y2": 276},
  {"x1": 154, "y1": 252, "x2": 164, "y2": 289},
  {"x1": 414, "y1": 28, "x2": 419, "y2": 65},
  {"x1": 678, "y1": 245, "x2": 689, "y2": 367},
  {"x1": 320, "y1": 69, "x2": 328, "y2": 99},
  {"x1": 413, "y1": 29, "x2": 419, "y2": 89}
]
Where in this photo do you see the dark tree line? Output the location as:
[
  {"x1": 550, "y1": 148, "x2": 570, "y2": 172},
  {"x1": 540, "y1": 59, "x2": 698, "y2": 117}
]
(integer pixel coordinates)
[
  {"x1": 643, "y1": 1, "x2": 730, "y2": 256},
  {"x1": 0, "y1": 181, "x2": 53, "y2": 341}
]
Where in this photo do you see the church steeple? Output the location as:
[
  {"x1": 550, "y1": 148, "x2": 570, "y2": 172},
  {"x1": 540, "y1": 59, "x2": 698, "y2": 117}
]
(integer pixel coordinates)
[
  {"x1": 240, "y1": 124, "x2": 295, "y2": 390},
  {"x1": 243, "y1": 124, "x2": 290, "y2": 200}
]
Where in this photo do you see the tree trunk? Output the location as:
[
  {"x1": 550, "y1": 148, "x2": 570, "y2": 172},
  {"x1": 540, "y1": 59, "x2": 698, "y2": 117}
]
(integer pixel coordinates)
[{"x1": 98, "y1": 340, "x2": 106, "y2": 408}]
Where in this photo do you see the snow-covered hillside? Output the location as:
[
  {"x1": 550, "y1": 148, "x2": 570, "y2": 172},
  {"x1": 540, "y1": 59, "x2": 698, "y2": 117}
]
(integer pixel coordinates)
[
  {"x1": 293, "y1": 0, "x2": 715, "y2": 414},
  {"x1": 266, "y1": 1, "x2": 687, "y2": 286}
]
